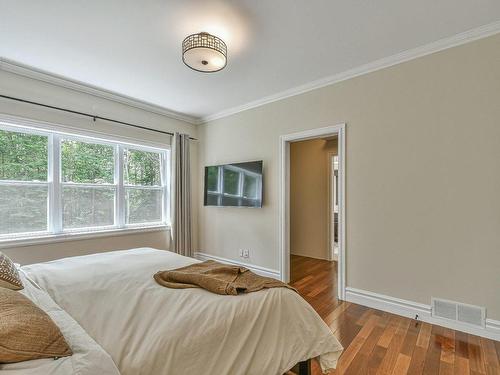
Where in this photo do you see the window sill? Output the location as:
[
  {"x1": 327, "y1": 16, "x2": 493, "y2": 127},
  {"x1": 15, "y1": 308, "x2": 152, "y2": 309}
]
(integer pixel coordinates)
[{"x1": 0, "y1": 225, "x2": 170, "y2": 249}]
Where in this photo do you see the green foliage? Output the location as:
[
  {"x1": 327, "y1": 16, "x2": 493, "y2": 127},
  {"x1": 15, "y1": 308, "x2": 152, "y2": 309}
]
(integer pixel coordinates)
[
  {"x1": 62, "y1": 140, "x2": 114, "y2": 184},
  {"x1": 0, "y1": 129, "x2": 48, "y2": 181},
  {"x1": 124, "y1": 149, "x2": 161, "y2": 186}
]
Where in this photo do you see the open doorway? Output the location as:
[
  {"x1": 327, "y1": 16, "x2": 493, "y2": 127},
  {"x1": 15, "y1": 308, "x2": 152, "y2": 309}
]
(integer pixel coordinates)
[
  {"x1": 288, "y1": 136, "x2": 338, "y2": 305},
  {"x1": 279, "y1": 124, "x2": 345, "y2": 301}
]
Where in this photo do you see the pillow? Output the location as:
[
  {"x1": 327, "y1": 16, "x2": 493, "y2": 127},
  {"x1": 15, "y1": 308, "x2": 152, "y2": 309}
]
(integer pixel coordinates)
[
  {"x1": 0, "y1": 287, "x2": 73, "y2": 363},
  {"x1": 0, "y1": 252, "x2": 23, "y2": 290}
]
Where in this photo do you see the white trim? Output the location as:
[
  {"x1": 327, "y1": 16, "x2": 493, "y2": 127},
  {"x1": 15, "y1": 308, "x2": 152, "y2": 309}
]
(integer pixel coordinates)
[
  {"x1": 345, "y1": 287, "x2": 500, "y2": 341},
  {"x1": 0, "y1": 58, "x2": 199, "y2": 125},
  {"x1": 0, "y1": 225, "x2": 169, "y2": 249},
  {"x1": 0, "y1": 180, "x2": 47, "y2": 187},
  {"x1": 194, "y1": 252, "x2": 281, "y2": 280},
  {"x1": 115, "y1": 145, "x2": 125, "y2": 228},
  {"x1": 50, "y1": 133, "x2": 63, "y2": 233},
  {"x1": 199, "y1": 20, "x2": 500, "y2": 123},
  {"x1": 278, "y1": 124, "x2": 346, "y2": 300}
]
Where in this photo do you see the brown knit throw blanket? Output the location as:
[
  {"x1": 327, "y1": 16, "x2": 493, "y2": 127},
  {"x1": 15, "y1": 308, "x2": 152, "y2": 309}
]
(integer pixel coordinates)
[{"x1": 154, "y1": 260, "x2": 295, "y2": 295}]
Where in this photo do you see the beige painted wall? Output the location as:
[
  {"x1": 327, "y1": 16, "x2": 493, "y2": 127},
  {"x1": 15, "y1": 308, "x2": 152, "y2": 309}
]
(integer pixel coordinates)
[
  {"x1": 290, "y1": 138, "x2": 337, "y2": 260},
  {"x1": 198, "y1": 34, "x2": 500, "y2": 320},
  {"x1": 0, "y1": 70, "x2": 198, "y2": 264},
  {"x1": 2, "y1": 230, "x2": 170, "y2": 265}
]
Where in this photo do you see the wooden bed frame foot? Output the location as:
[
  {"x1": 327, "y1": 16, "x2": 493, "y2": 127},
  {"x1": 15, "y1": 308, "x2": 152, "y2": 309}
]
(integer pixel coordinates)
[{"x1": 298, "y1": 359, "x2": 311, "y2": 375}]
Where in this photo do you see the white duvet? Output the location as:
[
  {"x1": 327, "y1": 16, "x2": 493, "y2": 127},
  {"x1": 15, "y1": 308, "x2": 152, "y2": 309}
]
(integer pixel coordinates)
[
  {"x1": 23, "y1": 248, "x2": 343, "y2": 375},
  {"x1": 0, "y1": 271, "x2": 120, "y2": 375}
]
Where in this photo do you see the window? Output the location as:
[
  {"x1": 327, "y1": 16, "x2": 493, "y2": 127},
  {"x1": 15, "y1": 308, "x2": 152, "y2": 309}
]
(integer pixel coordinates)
[
  {"x1": 0, "y1": 122, "x2": 170, "y2": 241},
  {"x1": 0, "y1": 129, "x2": 49, "y2": 236},
  {"x1": 124, "y1": 148, "x2": 163, "y2": 225},
  {"x1": 61, "y1": 139, "x2": 115, "y2": 230}
]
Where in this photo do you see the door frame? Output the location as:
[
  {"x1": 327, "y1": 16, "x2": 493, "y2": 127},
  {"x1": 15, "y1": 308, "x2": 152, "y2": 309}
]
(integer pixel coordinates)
[{"x1": 278, "y1": 123, "x2": 346, "y2": 300}]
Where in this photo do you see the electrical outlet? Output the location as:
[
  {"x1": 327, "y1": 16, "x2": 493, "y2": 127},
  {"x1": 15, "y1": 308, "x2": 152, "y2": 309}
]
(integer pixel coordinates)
[{"x1": 242, "y1": 249, "x2": 249, "y2": 258}]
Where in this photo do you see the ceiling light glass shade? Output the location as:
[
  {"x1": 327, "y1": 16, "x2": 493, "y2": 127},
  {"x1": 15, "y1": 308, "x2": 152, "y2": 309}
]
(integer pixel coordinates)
[{"x1": 182, "y1": 32, "x2": 227, "y2": 72}]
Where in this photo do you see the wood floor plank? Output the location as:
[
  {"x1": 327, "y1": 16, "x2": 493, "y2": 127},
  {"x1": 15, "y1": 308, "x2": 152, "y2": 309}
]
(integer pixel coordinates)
[
  {"x1": 455, "y1": 331, "x2": 470, "y2": 360},
  {"x1": 392, "y1": 353, "x2": 411, "y2": 374},
  {"x1": 406, "y1": 346, "x2": 428, "y2": 375},
  {"x1": 376, "y1": 318, "x2": 410, "y2": 374},
  {"x1": 377, "y1": 316, "x2": 402, "y2": 349},
  {"x1": 368, "y1": 345, "x2": 388, "y2": 375},
  {"x1": 439, "y1": 328, "x2": 456, "y2": 365},
  {"x1": 400, "y1": 320, "x2": 422, "y2": 357},
  {"x1": 439, "y1": 361, "x2": 455, "y2": 375},
  {"x1": 480, "y1": 336, "x2": 500, "y2": 374},
  {"x1": 468, "y1": 335, "x2": 487, "y2": 374},
  {"x1": 335, "y1": 315, "x2": 380, "y2": 373},
  {"x1": 416, "y1": 322, "x2": 432, "y2": 349},
  {"x1": 422, "y1": 325, "x2": 445, "y2": 375},
  {"x1": 454, "y1": 355, "x2": 471, "y2": 375}
]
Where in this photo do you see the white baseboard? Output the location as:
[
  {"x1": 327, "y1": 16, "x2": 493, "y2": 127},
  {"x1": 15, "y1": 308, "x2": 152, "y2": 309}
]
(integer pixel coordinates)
[
  {"x1": 346, "y1": 287, "x2": 500, "y2": 341},
  {"x1": 194, "y1": 252, "x2": 281, "y2": 280}
]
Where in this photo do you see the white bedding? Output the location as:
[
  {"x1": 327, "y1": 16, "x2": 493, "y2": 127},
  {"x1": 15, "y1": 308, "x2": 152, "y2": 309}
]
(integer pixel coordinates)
[
  {"x1": 0, "y1": 270, "x2": 120, "y2": 375},
  {"x1": 23, "y1": 248, "x2": 343, "y2": 375}
]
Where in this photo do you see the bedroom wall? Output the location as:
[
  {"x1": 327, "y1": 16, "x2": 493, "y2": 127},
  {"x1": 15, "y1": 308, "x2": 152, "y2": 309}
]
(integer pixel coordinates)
[
  {"x1": 290, "y1": 138, "x2": 337, "y2": 260},
  {"x1": 0, "y1": 69, "x2": 198, "y2": 265},
  {"x1": 197, "y1": 33, "x2": 500, "y2": 320}
]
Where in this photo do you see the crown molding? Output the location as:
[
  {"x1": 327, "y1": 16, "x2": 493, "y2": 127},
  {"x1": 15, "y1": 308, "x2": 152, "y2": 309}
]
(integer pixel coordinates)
[
  {"x1": 0, "y1": 58, "x2": 199, "y2": 125},
  {"x1": 200, "y1": 20, "x2": 500, "y2": 124}
]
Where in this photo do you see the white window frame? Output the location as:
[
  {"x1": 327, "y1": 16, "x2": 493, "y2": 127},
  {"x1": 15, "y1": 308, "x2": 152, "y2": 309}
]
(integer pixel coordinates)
[{"x1": 0, "y1": 117, "x2": 171, "y2": 247}]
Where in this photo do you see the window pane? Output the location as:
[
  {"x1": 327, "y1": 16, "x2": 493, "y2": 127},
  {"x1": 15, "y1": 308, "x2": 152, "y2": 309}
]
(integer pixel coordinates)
[
  {"x1": 124, "y1": 149, "x2": 161, "y2": 186},
  {"x1": 126, "y1": 188, "x2": 162, "y2": 224},
  {"x1": 223, "y1": 168, "x2": 239, "y2": 195},
  {"x1": 63, "y1": 186, "x2": 115, "y2": 229},
  {"x1": 206, "y1": 166, "x2": 219, "y2": 192},
  {"x1": 0, "y1": 185, "x2": 47, "y2": 235},
  {"x1": 243, "y1": 174, "x2": 258, "y2": 199},
  {"x1": 0, "y1": 129, "x2": 48, "y2": 181},
  {"x1": 62, "y1": 140, "x2": 114, "y2": 184}
]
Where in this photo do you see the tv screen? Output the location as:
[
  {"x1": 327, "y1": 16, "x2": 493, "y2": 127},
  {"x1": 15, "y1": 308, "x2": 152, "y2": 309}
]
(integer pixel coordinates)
[{"x1": 204, "y1": 161, "x2": 263, "y2": 207}]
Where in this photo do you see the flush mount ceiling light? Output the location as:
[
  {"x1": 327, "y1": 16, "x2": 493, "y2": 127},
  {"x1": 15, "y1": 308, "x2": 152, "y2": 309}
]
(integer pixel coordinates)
[{"x1": 182, "y1": 32, "x2": 227, "y2": 73}]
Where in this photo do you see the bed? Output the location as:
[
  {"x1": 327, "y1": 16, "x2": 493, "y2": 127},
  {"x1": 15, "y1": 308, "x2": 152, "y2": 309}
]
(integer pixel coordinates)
[{"x1": 18, "y1": 248, "x2": 342, "y2": 375}]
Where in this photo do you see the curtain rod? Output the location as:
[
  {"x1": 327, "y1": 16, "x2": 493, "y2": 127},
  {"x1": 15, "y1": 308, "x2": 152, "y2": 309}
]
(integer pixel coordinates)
[{"x1": 0, "y1": 94, "x2": 197, "y2": 140}]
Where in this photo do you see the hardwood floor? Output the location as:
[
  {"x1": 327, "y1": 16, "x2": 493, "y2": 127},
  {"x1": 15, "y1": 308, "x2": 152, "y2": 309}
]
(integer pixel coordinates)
[{"x1": 288, "y1": 255, "x2": 500, "y2": 375}]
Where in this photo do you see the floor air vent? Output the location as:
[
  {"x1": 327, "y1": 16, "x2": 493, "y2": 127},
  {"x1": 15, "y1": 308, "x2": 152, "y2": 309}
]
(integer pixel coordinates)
[{"x1": 432, "y1": 298, "x2": 485, "y2": 327}]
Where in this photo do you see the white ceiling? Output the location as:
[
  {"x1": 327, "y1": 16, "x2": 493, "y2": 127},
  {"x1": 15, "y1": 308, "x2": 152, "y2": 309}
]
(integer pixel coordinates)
[{"x1": 1, "y1": 1, "x2": 500, "y2": 122}]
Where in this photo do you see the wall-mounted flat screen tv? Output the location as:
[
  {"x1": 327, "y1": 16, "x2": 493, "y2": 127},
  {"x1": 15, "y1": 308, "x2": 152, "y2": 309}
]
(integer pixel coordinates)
[{"x1": 204, "y1": 161, "x2": 263, "y2": 207}]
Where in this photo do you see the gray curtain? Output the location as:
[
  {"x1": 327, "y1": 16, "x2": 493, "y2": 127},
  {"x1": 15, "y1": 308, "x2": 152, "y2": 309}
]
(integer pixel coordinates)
[{"x1": 171, "y1": 132, "x2": 192, "y2": 257}]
